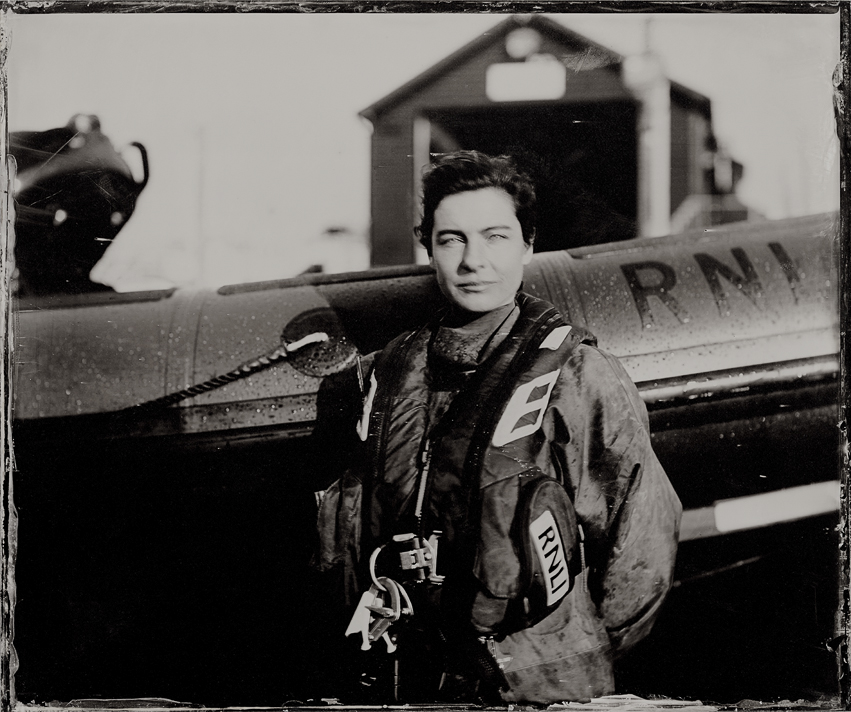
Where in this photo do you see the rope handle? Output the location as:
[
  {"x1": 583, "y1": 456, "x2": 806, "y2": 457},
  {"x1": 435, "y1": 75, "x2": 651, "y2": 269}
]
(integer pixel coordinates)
[{"x1": 129, "y1": 331, "x2": 328, "y2": 410}]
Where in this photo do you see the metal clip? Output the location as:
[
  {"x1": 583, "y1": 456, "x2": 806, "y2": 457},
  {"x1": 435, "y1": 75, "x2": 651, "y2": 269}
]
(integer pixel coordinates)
[
  {"x1": 365, "y1": 577, "x2": 413, "y2": 653},
  {"x1": 392, "y1": 533, "x2": 431, "y2": 581},
  {"x1": 426, "y1": 531, "x2": 445, "y2": 584}
]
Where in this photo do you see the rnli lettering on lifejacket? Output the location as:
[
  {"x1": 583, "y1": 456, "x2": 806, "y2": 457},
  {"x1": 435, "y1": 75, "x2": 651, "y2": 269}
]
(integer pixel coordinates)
[
  {"x1": 492, "y1": 369, "x2": 560, "y2": 446},
  {"x1": 529, "y1": 510, "x2": 569, "y2": 606}
]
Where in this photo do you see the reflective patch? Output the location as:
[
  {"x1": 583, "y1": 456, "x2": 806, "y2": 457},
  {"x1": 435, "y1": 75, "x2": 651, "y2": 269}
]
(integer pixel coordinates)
[
  {"x1": 539, "y1": 325, "x2": 572, "y2": 351},
  {"x1": 529, "y1": 510, "x2": 569, "y2": 606},
  {"x1": 356, "y1": 372, "x2": 378, "y2": 442},
  {"x1": 492, "y1": 369, "x2": 559, "y2": 446}
]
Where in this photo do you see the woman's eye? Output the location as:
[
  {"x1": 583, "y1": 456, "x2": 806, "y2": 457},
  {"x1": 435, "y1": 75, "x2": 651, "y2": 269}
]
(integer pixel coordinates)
[
  {"x1": 439, "y1": 235, "x2": 464, "y2": 245},
  {"x1": 487, "y1": 233, "x2": 508, "y2": 241}
]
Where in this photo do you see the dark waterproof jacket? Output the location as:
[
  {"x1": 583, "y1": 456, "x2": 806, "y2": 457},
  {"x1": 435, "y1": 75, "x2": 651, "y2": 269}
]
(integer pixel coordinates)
[{"x1": 315, "y1": 294, "x2": 682, "y2": 703}]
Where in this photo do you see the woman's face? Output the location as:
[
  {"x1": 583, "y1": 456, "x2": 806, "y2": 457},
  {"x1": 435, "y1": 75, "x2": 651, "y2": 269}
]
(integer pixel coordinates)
[{"x1": 429, "y1": 187, "x2": 533, "y2": 313}]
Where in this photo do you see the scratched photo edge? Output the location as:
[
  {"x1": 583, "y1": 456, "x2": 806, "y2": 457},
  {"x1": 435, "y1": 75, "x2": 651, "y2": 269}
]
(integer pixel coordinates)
[{"x1": 0, "y1": 2, "x2": 847, "y2": 710}]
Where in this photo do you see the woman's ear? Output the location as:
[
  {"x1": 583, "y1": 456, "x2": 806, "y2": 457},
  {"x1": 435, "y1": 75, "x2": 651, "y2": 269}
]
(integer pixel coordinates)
[{"x1": 522, "y1": 239, "x2": 534, "y2": 265}]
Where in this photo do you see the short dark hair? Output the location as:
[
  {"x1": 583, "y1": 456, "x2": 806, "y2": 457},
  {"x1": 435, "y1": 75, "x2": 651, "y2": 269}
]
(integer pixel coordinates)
[{"x1": 415, "y1": 150, "x2": 537, "y2": 255}]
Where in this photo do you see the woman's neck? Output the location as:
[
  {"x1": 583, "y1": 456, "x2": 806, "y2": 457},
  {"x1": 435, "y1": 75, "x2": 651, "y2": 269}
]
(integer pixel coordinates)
[
  {"x1": 441, "y1": 301, "x2": 515, "y2": 329},
  {"x1": 430, "y1": 301, "x2": 518, "y2": 370}
]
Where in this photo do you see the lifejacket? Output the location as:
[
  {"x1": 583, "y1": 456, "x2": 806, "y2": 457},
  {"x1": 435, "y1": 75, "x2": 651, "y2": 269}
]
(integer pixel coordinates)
[{"x1": 358, "y1": 293, "x2": 591, "y2": 638}]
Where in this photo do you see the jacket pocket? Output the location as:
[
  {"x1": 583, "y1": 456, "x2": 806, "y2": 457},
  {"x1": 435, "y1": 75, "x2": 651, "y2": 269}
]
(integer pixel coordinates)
[
  {"x1": 472, "y1": 468, "x2": 580, "y2": 636},
  {"x1": 514, "y1": 471, "x2": 580, "y2": 628},
  {"x1": 312, "y1": 469, "x2": 362, "y2": 579},
  {"x1": 497, "y1": 584, "x2": 613, "y2": 703}
]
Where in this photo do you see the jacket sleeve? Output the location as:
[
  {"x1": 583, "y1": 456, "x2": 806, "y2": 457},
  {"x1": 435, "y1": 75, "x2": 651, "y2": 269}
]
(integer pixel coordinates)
[
  {"x1": 309, "y1": 352, "x2": 375, "y2": 606},
  {"x1": 310, "y1": 352, "x2": 375, "y2": 491},
  {"x1": 548, "y1": 344, "x2": 682, "y2": 657}
]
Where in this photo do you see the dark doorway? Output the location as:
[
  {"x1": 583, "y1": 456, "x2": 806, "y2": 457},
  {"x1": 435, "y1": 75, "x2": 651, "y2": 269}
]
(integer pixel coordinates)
[{"x1": 427, "y1": 101, "x2": 638, "y2": 252}]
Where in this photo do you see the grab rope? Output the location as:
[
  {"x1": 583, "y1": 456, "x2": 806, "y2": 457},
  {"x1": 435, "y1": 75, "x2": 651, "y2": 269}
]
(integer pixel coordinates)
[{"x1": 129, "y1": 332, "x2": 329, "y2": 411}]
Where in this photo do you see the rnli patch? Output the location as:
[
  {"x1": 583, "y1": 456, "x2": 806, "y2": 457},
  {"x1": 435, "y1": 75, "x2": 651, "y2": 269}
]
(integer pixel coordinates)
[
  {"x1": 529, "y1": 510, "x2": 570, "y2": 606},
  {"x1": 492, "y1": 369, "x2": 560, "y2": 446}
]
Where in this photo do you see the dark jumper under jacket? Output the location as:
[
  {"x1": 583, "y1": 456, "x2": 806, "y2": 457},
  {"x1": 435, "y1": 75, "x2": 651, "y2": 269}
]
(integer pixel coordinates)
[{"x1": 315, "y1": 294, "x2": 682, "y2": 703}]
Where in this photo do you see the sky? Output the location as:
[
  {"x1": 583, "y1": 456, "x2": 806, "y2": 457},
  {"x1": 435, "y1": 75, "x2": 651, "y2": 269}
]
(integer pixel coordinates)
[{"x1": 4, "y1": 9, "x2": 841, "y2": 291}]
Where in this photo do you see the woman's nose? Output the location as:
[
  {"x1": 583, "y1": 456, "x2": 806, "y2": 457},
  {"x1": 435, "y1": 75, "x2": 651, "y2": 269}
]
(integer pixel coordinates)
[{"x1": 460, "y1": 238, "x2": 485, "y2": 271}]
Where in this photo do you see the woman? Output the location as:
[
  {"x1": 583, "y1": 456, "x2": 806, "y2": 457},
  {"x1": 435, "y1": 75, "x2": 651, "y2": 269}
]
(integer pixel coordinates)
[{"x1": 314, "y1": 150, "x2": 681, "y2": 704}]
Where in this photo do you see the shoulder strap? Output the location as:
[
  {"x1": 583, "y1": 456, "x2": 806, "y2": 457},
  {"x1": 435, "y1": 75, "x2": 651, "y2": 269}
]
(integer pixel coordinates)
[{"x1": 361, "y1": 328, "x2": 420, "y2": 477}]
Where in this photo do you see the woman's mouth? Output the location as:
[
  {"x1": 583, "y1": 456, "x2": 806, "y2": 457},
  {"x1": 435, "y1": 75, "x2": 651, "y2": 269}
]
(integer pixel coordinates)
[{"x1": 457, "y1": 281, "x2": 494, "y2": 292}]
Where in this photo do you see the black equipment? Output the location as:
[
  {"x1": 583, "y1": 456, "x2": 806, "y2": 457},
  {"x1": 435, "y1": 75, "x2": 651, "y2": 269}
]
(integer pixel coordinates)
[{"x1": 11, "y1": 114, "x2": 149, "y2": 296}]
